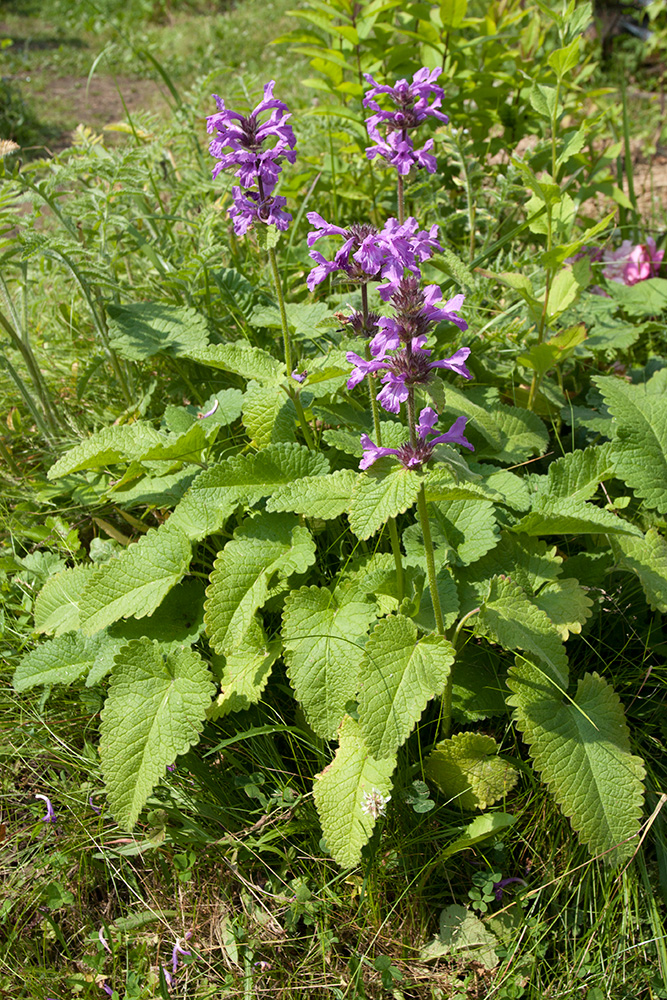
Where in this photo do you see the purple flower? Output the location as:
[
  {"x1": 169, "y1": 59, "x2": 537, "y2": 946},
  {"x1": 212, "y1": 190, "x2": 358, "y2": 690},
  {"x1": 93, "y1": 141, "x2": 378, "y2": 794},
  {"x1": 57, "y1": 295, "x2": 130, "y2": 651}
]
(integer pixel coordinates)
[
  {"x1": 306, "y1": 213, "x2": 442, "y2": 293},
  {"x1": 172, "y1": 931, "x2": 193, "y2": 973},
  {"x1": 359, "y1": 406, "x2": 473, "y2": 470},
  {"x1": 207, "y1": 81, "x2": 296, "y2": 235},
  {"x1": 369, "y1": 279, "x2": 467, "y2": 355},
  {"x1": 348, "y1": 344, "x2": 472, "y2": 414},
  {"x1": 291, "y1": 369, "x2": 308, "y2": 383},
  {"x1": 89, "y1": 795, "x2": 102, "y2": 815},
  {"x1": 99, "y1": 927, "x2": 112, "y2": 954},
  {"x1": 35, "y1": 793, "x2": 56, "y2": 823},
  {"x1": 363, "y1": 68, "x2": 447, "y2": 175},
  {"x1": 101, "y1": 987, "x2": 113, "y2": 998}
]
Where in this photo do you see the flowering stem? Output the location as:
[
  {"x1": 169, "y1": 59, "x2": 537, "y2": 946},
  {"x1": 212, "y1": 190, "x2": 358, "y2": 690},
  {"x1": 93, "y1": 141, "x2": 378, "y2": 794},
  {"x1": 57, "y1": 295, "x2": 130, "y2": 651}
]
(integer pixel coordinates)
[
  {"x1": 267, "y1": 243, "x2": 293, "y2": 375},
  {"x1": 292, "y1": 391, "x2": 315, "y2": 450},
  {"x1": 397, "y1": 174, "x2": 405, "y2": 226},
  {"x1": 417, "y1": 483, "x2": 444, "y2": 635}
]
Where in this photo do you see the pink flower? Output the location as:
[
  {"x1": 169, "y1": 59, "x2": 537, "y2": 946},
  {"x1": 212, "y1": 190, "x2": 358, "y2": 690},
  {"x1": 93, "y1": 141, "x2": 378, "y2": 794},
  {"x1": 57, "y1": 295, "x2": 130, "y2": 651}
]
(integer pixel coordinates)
[{"x1": 602, "y1": 238, "x2": 663, "y2": 286}]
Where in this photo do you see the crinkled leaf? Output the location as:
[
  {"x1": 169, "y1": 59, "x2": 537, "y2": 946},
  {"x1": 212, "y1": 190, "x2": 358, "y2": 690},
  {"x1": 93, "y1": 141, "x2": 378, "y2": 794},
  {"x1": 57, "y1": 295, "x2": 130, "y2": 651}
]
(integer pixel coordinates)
[
  {"x1": 170, "y1": 443, "x2": 328, "y2": 540},
  {"x1": 282, "y1": 586, "x2": 377, "y2": 739},
  {"x1": 323, "y1": 421, "x2": 406, "y2": 458},
  {"x1": 403, "y1": 496, "x2": 499, "y2": 569},
  {"x1": 507, "y1": 659, "x2": 645, "y2": 864},
  {"x1": 79, "y1": 523, "x2": 192, "y2": 635},
  {"x1": 358, "y1": 615, "x2": 455, "y2": 759},
  {"x1": 205, "y1": 513, "x2": 316, "y2": 655},
  {"x1": 513, "y1": 501, "x2": 640, "y2": 537},
  {"x1": 421, "y1": 905, "x2": 499, "y2": 968},
  {"x1": 348, "y1": 460, "x2": 422, "y2": 540},
  {"x1": 313, "y1": 716, "x2": 395, "y2": 868},
  {"x1": 477, "y1": 576, "x2": 569, "y2": 687},
  {"x1": 207, "y1": 617, "x2": 280, "y2": 720},
  {"x1": 413, "y1": 567, "x2": 459, "y2": 632},
  {"x1": 13, "y1": 631, "x2": 123, "y2": 691},
  {"x1": 34, "y1": 564, "x2": 93, "y2": 635},
  {"x1": 163, "y1": 389, "x2": 244, "y2": 435},
  {"x1": 610, "y1": 528, "x2": 667, "y2": 611},
  {"x1": 451, "y1": 644, "x2": 509, "y2": 722},
  {"x1": 100, "y1": 639, "x2": 215, "y2": 828},
  {"x1": 48, "y1": 423, "x2": 165, "y2": 479},
  {"x1": 475, "y1": 404, "x2": 549, "y2": 463},
  {"x1": 139, "y1": 423, "x2": 207, "y2": 464},
  {"x1": 251, "y1": 301, "x2": 334, "y2": 340},
  {"x1": 186, "y1": 343, "x2": 283, "y2": 384},
  {"x1": 533, "y1": 443, "x2": 615, "y2": 505},
  {"x1": 267, "y1": 468, "x2": 357, "y2": 519},
  {"x1": 108, "y1": 578, "x2": 205, "y2": 645},
  {"x1": 595, "y1": 373, "x2": 667, "y2": 512},
  {"x1": 455, "y1": 533, "x2": 562, "y2": 613},
  {"x1": 242, "y1": 380, "x2": 296, "y2": 448},
  {"x1": 532, "y1": 578, "x2": 594, "y2": 640},
  {"x1": 106, "y1": 302, "x2": 210, "y2": 361},
  {"x1": 425, "y1": 733, "x2": 518, "y2": 810},
  {"x1": 470, "y1": 464, "x2": 531, "y2": 511}
]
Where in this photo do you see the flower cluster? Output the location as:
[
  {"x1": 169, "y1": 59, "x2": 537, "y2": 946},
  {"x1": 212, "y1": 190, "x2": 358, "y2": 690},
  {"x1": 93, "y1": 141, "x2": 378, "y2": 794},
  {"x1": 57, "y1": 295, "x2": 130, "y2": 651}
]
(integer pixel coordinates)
[
  {"x1": 207, "y1": 81, "x2": 296, "y2": 235},
  {"x1": 306, "y1": 213, "x2": 442, "y2": 295},
  {"x1": 363, "y1": 67, "x2": 448, "y2": 175},
  {"x1": 602, "y1": 237, "x2": 663, "y2": 285},
  {"x1": 347, "y1": 277, "x2": 471, "y2": 414},
  {"x1": 360, "y1": 406, "x2": 473, "y2": 471},
  {"x1": 360, "y1": 788, "x2": 391, "y2": 818}
]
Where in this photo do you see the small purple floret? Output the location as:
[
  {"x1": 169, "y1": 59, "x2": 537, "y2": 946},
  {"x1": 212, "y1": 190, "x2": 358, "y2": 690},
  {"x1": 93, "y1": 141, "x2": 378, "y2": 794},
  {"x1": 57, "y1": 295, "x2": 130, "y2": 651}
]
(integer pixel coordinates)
[
  {"x1": 359, "y1": 406, "x2": 473, "y2": 471},
  {"x1": 35, "y1": 793, "x2": 56, "y2": 823}
]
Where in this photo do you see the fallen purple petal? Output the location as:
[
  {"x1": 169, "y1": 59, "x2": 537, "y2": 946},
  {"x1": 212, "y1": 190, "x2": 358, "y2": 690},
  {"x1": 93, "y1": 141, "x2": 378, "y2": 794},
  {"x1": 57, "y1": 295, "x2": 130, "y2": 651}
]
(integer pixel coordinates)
[{"x1": 35, "y1": 793, "x2": 56, "y2": 824}]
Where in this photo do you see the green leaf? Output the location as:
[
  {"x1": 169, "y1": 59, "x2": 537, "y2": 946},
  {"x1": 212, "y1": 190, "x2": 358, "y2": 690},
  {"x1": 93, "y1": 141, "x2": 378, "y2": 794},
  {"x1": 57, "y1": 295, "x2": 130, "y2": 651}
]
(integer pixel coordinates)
[
  {"x1": 282, "y1": 586, "x2": 377, "y2": 739},
  {"x1": 414, "y1": 567, "x2": 460, "y2": 632},
  {"x1": 358, "y1": 616, "x2": 455, "y2": 759},
  {"x1": 186, "y1": 343, "x2": 284, "y2": 384},
  {"x1": 534, "y1": 443, "x2": 615, "y2": 505},
  {"x1": 13, "y1": 632, "x2": 123, "y2": 691},
  {"x1": 456, "y1": 533, "x2": 563, "y2": 612},
  {"x1": 242, "y1": 380, "x2": 296, "y2": 448},
  {"x1": 207, "y1": 617, "x2": 280, "y2": 720},
  {"x1": 313, "y1": 716, "x2": 395, "y2": 868},
  {"x1": 34, "y1": 565, "x2": 93, "y2": 635},
  {"x1": 529, "y1": 82, "x2": 558, "y2": 119},
  {"x1": 442, "y1": 389, "x2": 549, "y2": 463},
  {"x1": 139, "y1": 423, "x2": 207, "y2": 464},
  {"x1": 342, "y1": 551, "x2": 420, "y2": 617},
  {"x1": 477, "y1": 576, "x2": 569, "y2": 687},
  {"x1": 507, "y1": 659, "x2": 645, "y2": 863},
  {"x1": 425, "y1": 733, "x2": 518, "y2": 810},
  {"x1": 611, "y1": 528, "x2": 667, "y2": 612},
  {"x1": 450, "y1": 645, "x2": 508, "y2": 722},
  {"x1": 79, "y1": 523, "x2": 192, "y2": 636},
  {"x1": 594, "y1": 374, "x2": 667, "y2": 512},
  {"x1": 106, "y1": 302, "x2": 210, "y2": 361},
  {"x1": 421, "y1": 905, "x2": 499, "y2": 968},
  {"x1": 439, "y1": 812, "x2": 516, "y2": 859},
  {"x1": 470, "y1": 465, "x2": 531, "y2": 511},
  {"x1": 403, "y1": 496, "x2": 499, "y2": 568},
  {"x1": 108, "y1": 578, "x2": 205, "y2": 645},
  {"x1": 348, "y1": 460, "x2": 422, "y2": 540},
  {"x1": 512, "y1": 501, "x2": 640, "y2": 537},
  {"x1": 606, "y1": 277, "x2": 667, "y2": 318},
  {"x1": 440, "y1": 0, "x2": 467, "y2": 28},
  {"x1": 251, "y1": 301, "x2": 334, "y2": 340},
  {"x1": 170, "y1": 444, "x2": 328, "y2": 540},
  {"x1": 548, "y1": 37, "x2": 581, "y2": 78},
  {"x1": 532, "y1": 578, "x2": 594, "y2": 640},
  {"x1": 100, "y1": 639, "x2": 215, "y2": 828},
  {"x1": 267, "y1": 468, "x2": 357, "y2": 519},
  {"x1": 48, "y1": 423, "x2": 165, "y2": 479},
  {"x1": 163, "y1": 389, "x2": 244, "y2": 435},
  {"x1": 205, "y1": 513, "x2": 316, "y2": 655}
]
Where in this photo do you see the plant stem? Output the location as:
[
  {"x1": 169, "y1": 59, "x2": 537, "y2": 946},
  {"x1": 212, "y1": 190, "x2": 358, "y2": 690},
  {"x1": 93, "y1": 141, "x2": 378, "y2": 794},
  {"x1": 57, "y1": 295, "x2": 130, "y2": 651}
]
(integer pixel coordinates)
[
  {"x1": 267, "y1": 243, "x2": 292, "y2": 375},
  {"x1": 417, "y1": 483, "x2": 444, "y2": 635},
  {"x1": 292, "y1": 390, "x2": 316, "y2": 450},
  {"x1": 397, "y1": 173, "x2": 405, "y2": 225}
]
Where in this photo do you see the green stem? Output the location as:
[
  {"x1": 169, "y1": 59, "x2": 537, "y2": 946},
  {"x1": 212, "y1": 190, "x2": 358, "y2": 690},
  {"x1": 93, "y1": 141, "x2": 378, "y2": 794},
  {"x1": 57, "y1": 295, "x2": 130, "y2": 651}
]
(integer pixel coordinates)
[
  {"x1": 441, "y1": 606, "x2": 481, "y2": 737},
  {"x1": 417, "y1": 484, "x2": 444, "y2": 635},
  {"x1": 292, "y1": 391, "x2": 315, "y2": 450},
  {"x1": 267, "y1": 243, "x2": 292, "y2": 375}
]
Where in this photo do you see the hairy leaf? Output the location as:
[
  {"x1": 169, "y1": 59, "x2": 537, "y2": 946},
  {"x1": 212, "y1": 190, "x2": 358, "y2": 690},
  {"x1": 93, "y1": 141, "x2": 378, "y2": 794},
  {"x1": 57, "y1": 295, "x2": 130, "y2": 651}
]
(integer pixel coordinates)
[
  {"x1": 267, "y1": 468, "x2": 357, "y2": 519},
  {"x1": 242, "y1": 380, "x2": 296, "y2": 448},
  {"x1": 533, "y1": 443, "x2": 615, "y2": 505},
  {"x1": 421, "y1": 905, "x2": 499, "y2": 968},
  {"x1": 348, "y1": 459, "x2": 422, "y2": 539},
  {"x1": 170, "y1": 443, "x2": 328, "y2": 540},
  {"x1": 205, "y1": 513, "x2": 316, "y2": 654},
  {"x1": 106, "y1": 302, "x2": 210, "y2": 360},
  {"x1": 108, "y1": 578, "x2": 206, "y2": 645},
  {"x1": 34, "y1": 565, "x2": 93, "y2": 635},
  {"x1": 207, "y1": 617, "x2": 280, "y2": 720},
  {"x1": 79, "y1": 524, "x2": 192, "y2": 635},
  {"x1": 595, "y1": 373, "x2": 667, "y2": 512},
  {"x1": 282, "y1": 586, "x2": 377, "y2": 738},
  {"x1": 507, "y1": 659, "x2": 645, "y2": 863},
  {"x1": 100, "y1": 639, "x2": 215, "y2": 828},
  {"x1": 13, "y1": 632, "x2": 123, "y2": 691},
  {"x1": 358, "y1": 616, "x2": 455, "y2": 759},
  {"x1": 403, "y1": 496, "x2": 499, "y2": 568},
  {"x1": 513, "y1": 501, "x2": 640, "y2": 537},
  {"x1": 313, "y1": 716, "x2": 395, "y2": 868},
  {"x1": 532, "y1": 578, "x2": 594, "y2": 640},
  {"x1": 611, "y1": 528, "x2": 667, "y2": 611},
  {"x1": 456, "y1": 533, "x2": 563, "y2": 613},
  {"x1": 163, "y1": 389, "x2": 244, "y2": 435},
  {"x1": 48, "y1": 423, "x2": 164, "y2": 479},
  {"x1": 425, "y1": 733, "x2": 518, "y2": 810},
  {"x1": 186, "y1": 343, "x2": 284, "y2": 384}
]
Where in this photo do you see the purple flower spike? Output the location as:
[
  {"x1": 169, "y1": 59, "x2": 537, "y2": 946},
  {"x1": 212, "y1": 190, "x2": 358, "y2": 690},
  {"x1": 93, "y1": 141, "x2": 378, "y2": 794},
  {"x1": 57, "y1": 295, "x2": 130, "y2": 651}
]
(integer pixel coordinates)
[
  {"x1": 35, "y1": 793, "x2": 56, "y2": 823},
  {"x1": 207, "y1": 82, "x2": 296, "y2": 235},
  {"x1": 363, "y1": 67, "x2": 447, "y2": 176},
  {"x1": 360, "y1": 407, "x2": 472, "y2": 472}
]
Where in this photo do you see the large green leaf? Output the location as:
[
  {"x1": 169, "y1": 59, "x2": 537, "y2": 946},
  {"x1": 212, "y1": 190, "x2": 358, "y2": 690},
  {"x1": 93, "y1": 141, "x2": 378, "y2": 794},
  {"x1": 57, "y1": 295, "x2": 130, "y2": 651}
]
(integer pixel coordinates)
[
  {"x1": 100, "y1": 639, "x2": 215, "y2": 828},
  {"x1": 358, "y1": 616, "x2": 455, "y2": 759},
  {"x1": 507, "y1": 659, "x2": 645, "y2": 863},
  {"x1": 533, "y1": 443, "x2": 615, "y2": 505},
  {"x1": 79, "y1": 523, "x2": 192, "y2": 635},
  {"x1": 163, "y1": 389, "x2": 244, "y2": 435},
  {"x1": 313, "y1": 716, "x2": 395, "y2": 868},
  {"x1": 108, "y1": 578, "x2": 205, "y2": 645},
  {"x1": 48, "y1": 423, "x2": 164, "y2": 479},
  {"x1": 186, "y1": 343, "x2": 284, "y2": 384},
  {"x1": 170, "y1": 443, "x2": 328, "y2": 540},
  {"x1": 421, "y1": 905, "x2": 499, "y2": 969},
  {"x1": 348, "y1": 459, "x2": 422, "y2": 540},
  {"x1": 34, "y1": 564, "x2": 93, "y2": 635},
  {"x1": 267, "y1": 468, "x2": 357, "y2": 519},
  {"x1": 532, "y1": 578, "x2": 594, "y2": 640},
  {"x1": 595, "y1": 373, "x2": 667, "y2": 512},
  {"x1": 403, "y1": 496, "x2": 499, "y2": 569},
  {"x1": 477, "y1": 576, "x2": 569, "y2": 687},
  {"x1": 13, "y1": 632, "x2": 123, "y2": 691},
  {"x1": 455, "y1": 533, "x2": 563, "y2": 613},
  {"x1": 425, "y1": 733, "x2": 518, "y2": 810},
  {"x1": 106, "y1": 302, "x2": 210, "y2": 361},
  {"x1": 207, "y1": 617, "x2": 280, "y2": 720},
  {"x1": 205, "y1": 513, "x2": 316, "y2": 655},
  {"x1": 242, "y1": 380, "x2": 296, "y2": 448},
  {"x1": 512, "y1": 500, "x2": 639, "y2": 537},
  {"x1": 611, "y1": 528, "x2": 667, "y2": 612},
  {"x1": 282, "y1": 585, "x2": 377, "y2": 739}
]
